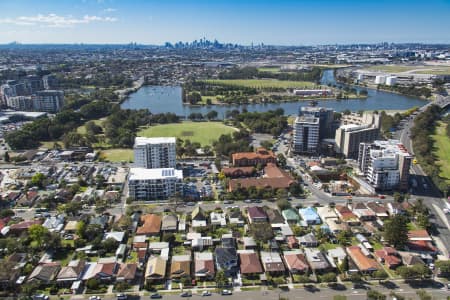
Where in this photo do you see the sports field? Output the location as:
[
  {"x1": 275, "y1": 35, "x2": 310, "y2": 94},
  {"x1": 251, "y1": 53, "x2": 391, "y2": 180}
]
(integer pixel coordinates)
[
  {"x1": 202, "y1": 79, "x2": 320, "y2": 89},
  {"x1": 431, "y1": 121, "x2": 450, "y2": 183},
  {"x1": 99, "y1": 148, "x2": 134, "y2": 163},
  {"x1": 137, "y1": 121, "x2": 237, "y2": 146}
]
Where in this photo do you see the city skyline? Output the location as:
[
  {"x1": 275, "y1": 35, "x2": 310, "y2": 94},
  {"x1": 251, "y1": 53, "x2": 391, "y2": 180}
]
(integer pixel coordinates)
[{"x1": 0, "y1": 0, "x2": 450, "y2": 45}]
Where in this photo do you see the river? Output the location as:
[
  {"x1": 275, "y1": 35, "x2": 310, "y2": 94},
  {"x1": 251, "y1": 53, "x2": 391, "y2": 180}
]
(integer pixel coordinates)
[{"x1": 121, "y1": 70, "x2": 427, "y2": 117}]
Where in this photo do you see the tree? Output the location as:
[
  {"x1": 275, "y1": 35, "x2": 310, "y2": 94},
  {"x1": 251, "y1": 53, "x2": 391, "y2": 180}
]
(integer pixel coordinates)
[
  {"x1": 276, "y1": 198, "x2": 291, "y2": 210},
  {"x1": 373, "y1": 270, "x2": 389, "y2": 282},
  {"x1": 215, "y1": 270, "x2": 227, "y2": 288},
  {"x1": 277, "y1": 153, "x2": 287, "y2": 167},
  {"x1": 86, "y1": 278, "x2": 100, "y2": 290},
  {"x1": 31, "y1": 172, "x2": 46, "y2": 188},
  {"x1": 102, "y1": 238, "x2": 119, "y2": 253},
  {"x1": 206, "y1": 110, "x2": 218, "y2": 120},
  {"x1": 115, "y1": 281, "x2": 129, "y2": 292},
  {"x1": 320, "y1": 272, "x2": 337, "y2": 282},
  {"x1": 162, "y1": 232, "x2": 176, "y2": 244},
  {"x1": 336, "y1": 229, "x2": 352, "y2": 246},
  {"x1": 416, "y1": 290, "x2": 432, "y2": 300},
  {"x1": 435, "y1": 260, "x2": 450, "y2": 279},
  {"x1": 249, "y1": 222, "x2": 274, "y2": 243},
  {"x1": 20, "y1": 281, "x2": 40, "y2": 297},
  {"x1": 340, "y1": 256, "x2": 349, "y2": 272},
  {"x1": 383, "y1": 215, "x2": 408, "y2": 248},
  {"x1": 28, "y1": 224, "x2": 50, "y2": 249},
  {"x1": 276, "y1": 189, "x2": 288, "y2": 200},
  {"x1": 3, "y1": 151, "x2": 9, "y2": 162},
  {"x1": 366, "y1": 290, "x2": 386, "y2": 300}
]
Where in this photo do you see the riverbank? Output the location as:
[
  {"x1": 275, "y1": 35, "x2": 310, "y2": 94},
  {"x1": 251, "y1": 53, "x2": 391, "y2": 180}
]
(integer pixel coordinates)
[
  {"x1": 186, "y1": 93, "x2": 368, "y2": 106},
  {"x1": 115, "y1": 76, "x2": 145, "y2": 101}
]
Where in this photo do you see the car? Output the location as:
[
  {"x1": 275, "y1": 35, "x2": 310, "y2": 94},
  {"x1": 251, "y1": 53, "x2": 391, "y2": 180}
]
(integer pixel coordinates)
[
  {"x1": 186, "y1": 202, "x2": 196, "y2": 206},
  {"x1": 201, "y1": 291, "x2": 212, "y2": 297},
  {"x1": 117, "y1": 293, "x2": 128, "y2": 300},
  {"x1": 33, "y1": 295, "x2": 49, "y2": 300},
  {"x1": 253, "y1": 199, "x2": 262, "y2": 203},
  {"x1": 89, "y1": 296, "x2": 101, "y2": 300},
  {"x1": 244, "y1": 199, "x2": 252, "y2": 203},
  {"x1": 180, "y1": 292, "x2": 192, "y2": 297},
  {"x1": 223, "y1": 200, "x2": 234, "y2": 204},
  {"x1": 150, "y1": 293, "x2": 163, "y2": 299},
  {"x1": 221, "y1": 290, "x2": 232, "y2": 295}
]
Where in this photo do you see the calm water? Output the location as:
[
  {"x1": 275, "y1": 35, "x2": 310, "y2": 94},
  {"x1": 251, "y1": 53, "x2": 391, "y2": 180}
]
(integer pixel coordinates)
[{"x1": 121, "y1": 70, "x2": 427, "y2": 117}]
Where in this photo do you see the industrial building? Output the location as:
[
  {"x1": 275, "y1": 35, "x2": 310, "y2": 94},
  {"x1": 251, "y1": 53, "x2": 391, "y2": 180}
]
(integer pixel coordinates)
[{"x1": 358, "y1": 140, "x2": 412, "y2": 191}]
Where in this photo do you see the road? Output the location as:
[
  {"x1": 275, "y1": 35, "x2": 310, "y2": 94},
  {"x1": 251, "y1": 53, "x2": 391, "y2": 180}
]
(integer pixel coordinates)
[
  {"x1": 68, "y1": 281, "x2": 450, "y2": 300},
  {"x1": 396, "y1": 99, "x2": 450, "y2": 256}
]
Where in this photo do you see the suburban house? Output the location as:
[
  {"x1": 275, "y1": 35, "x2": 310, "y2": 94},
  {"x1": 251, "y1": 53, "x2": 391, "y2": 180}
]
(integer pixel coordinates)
[
  {"x1": 247, "y1": 206, "x2": 268, "y2": 223},
  {"x1": 194, "y1": 252, "x2": 215, "y2": 279},
  {"x1": 210, "y1": 212, "x2": 227, "y2": 226},
  {"x1": 352, "y1": 203, "x2": 376, "y2": 221},
  {"x1": 214, "y1": 247, "x2": 238, "y2": 276},
  {"x1": 260, "y1": 251, "x2": 286, "y2": 275},
  {"x1": 335, "y1": 205, "x2": 360, "y2": 226},
  {"x1": 304, "y1": 248, "x2": 332, "y2": 274},
  {"x1": 170, "y1": 254, "x2": 191, "y2": 279},
  {"x1": 298, "y1": 207, "x2": 321, "y2": 225},
  {"x1": 161, "y1": 214, "x2": 178, "y2": 232},
  {"x1": 116, "y1": 263, "x2": 137, "y2": 283},
  {"x1": 298, "y1": 232, "x2": 319, "y2": 248},
  {"x1": 56, "y1": 259, "x2": 86, "y2": 287},
  {"x1": 283, "y1": 250, "x2": 309, "y2": 274},
  {"x1": 346, "y1": 246, "x2": 379, "y2": 274},
  {"x1": 136, "y1": 214, "x2": 162, "y2": 236},
  {"x1": 145, "y1": 256, "x2": 167, "y2": 283},
  {"x1": 266, "y1": 208, "x2": 285, "y2": 225},
  {"x1": 374, "y1": 247, "x2": 402, "y2": 269},
  {"x1": 28, "y1": 263, "x2": 61, "y2": 284},
  {"x1": 366, "y1": 202, "x2": 389, "y2": 219},
  {"x1": 282, "y1": 209, "x2": 300, "y2": 225},
  {"x1": 228, "y1": 209, "x2": 245, "y2": 226},
  {"x1": 238, "y1": 250, "x2": 264, "y2": 275},
  {"x1": 192, "y1": 206, "x2": 207, "y2": 228}
]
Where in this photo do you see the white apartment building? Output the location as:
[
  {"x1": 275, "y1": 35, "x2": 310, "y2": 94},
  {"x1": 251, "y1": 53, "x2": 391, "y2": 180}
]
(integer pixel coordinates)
[
  {"x1": 293, "y1": 115, "x2": 319, "y2": 154},
  {"x1": 133, "y1": 137, "x2": 176, "y2": 169},
  {"x1": 128, "y1": 167, "x2": 183, "y2": 200},
  {"x1": 358, "y1": 140, "x2": 412, "y2": 191},
  {"x1": 33, "y1": 90, "x2": 64, "y2": 113},
  {"x1": 6, "y1": 96, "x2": 34, "y2": 111}
]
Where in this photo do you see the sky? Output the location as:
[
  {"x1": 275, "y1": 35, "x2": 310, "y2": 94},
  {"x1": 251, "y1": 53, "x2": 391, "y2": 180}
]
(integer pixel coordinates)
[{"x1": 0, "y1": 0, "x2": 449, "y2": 45}]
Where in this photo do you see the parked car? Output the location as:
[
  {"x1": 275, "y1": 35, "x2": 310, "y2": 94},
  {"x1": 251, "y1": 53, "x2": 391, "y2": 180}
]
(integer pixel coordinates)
[
  {"x1": 150, "y1": 293, "x2": 163, "y2": 299},
  {"x1": 221, "y1": 290, "x2": 232, "y2": 295},
  {"x1": 180, "y1": 292, "x2": 192, "y2": 297},
  {"x1": 117, "y1": 293, "x2": 127, "y2": 300},
  {"x1": 244, "y1": 199, "x2": 252, "y2": 203},
  {"x1": 201, "y1": 291, "x2": 212, "y2": 297},
  {"x1": 89, "y1": 296, "x2": 101, "y2": 300},
  {"x1": 33, "y1": 295, "x2": 49, "y2": 300}
]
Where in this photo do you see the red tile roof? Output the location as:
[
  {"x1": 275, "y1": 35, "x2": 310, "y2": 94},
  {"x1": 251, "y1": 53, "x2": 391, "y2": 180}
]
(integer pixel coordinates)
[
  {"x1": 239, "y1": 252, "x2": 263, "y2": 274},
  {"x1": 346, "y1": 246, "x2": 379, "y2": 272},
  {"x1": 283, "y1": 253, "x2": 309, "y2": 272}
]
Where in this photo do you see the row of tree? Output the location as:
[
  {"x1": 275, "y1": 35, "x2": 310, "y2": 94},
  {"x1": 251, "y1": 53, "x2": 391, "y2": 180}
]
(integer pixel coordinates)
[{"x1": 410, "y1": 105, "x2": 449, "y2": 195}]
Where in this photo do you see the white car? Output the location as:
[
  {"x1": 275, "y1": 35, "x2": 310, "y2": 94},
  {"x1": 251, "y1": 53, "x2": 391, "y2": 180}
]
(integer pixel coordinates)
[
  {"x1": 89, "y1": 296, "x2": 101, "y2": 300},
  {"x1": 202, "y1": 291, "x2": 212, "y2": 296}
]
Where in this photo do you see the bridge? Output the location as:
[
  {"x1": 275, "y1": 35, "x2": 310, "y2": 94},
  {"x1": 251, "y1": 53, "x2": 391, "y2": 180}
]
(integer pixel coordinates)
[{"x1": 421, "y1": 95, "x2": 450, "y2": 110}]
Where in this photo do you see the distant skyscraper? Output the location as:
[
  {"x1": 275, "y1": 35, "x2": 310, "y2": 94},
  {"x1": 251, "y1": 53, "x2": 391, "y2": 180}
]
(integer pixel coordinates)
[{"x1": 133, "y1": 137, "x2": 177, "y2": 169}]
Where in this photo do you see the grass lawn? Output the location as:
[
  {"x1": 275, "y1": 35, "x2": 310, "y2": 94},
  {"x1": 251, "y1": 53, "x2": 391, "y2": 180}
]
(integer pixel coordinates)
[
  {"x1": 320, "y1": 243, "x2": 339, "y2": 251},
  {"x1": 200, "y1": 95, "x2": 222, "y2": 104},
  {"x1": 138, "y1": 121, "x2": 237, "y2": 146},
  {"x1": 431, "y1": 121, "x2": 450, "y2": 183},
  {"x1": 99, "y1": 148, "x2": 134, "y2": 162},
  {"x1": 202, "y1": 79, "x2": 320, "y2": 89},
  {"x1": 258, "y1": 67, "x2": 283, "y2": 73}
]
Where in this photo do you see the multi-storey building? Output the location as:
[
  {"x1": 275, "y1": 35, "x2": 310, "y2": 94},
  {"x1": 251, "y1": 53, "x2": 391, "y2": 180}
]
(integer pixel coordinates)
[
  {"x1": 33, "y1": 90, "x2": 64, "y2": 113},
  {"x1": 299, "y1": 106, "x2": 334, "y2": 138},
  {"x1": 335, "y1": 112, "x2": 381, "y2": 158},
  {"x1": 133, "y1": 137, "x2": 176, "y2": 169},
  {"x1": 358, "y1": 140, "x2": 412, "y2": 191},
  {"x1": 293, "y1": 115, "x2": 320, "y2": 154},
  {"x1": 232, "y1": 148, "x2": 276, "y2": 167},
  {"x1": 6, "y1": 96, "x2": 34, "y2": 111},
  {"x1": 128, "y1": 168, "x2": 183, "y2": 200}
]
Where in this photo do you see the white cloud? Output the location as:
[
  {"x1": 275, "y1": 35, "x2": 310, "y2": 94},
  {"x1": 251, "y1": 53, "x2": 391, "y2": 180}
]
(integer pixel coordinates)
[
  {"x1": 103, "y1": 8, "x2": 117, "y2": 13},
  {"x1": 0, "y1": 13, "x2": 117, "y2": 28}
]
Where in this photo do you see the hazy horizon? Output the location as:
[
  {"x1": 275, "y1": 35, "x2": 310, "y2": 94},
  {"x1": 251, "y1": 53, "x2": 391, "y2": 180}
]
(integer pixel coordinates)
[{"x1": 0, "y1": 0, "x2": 449, "y2": 45}]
